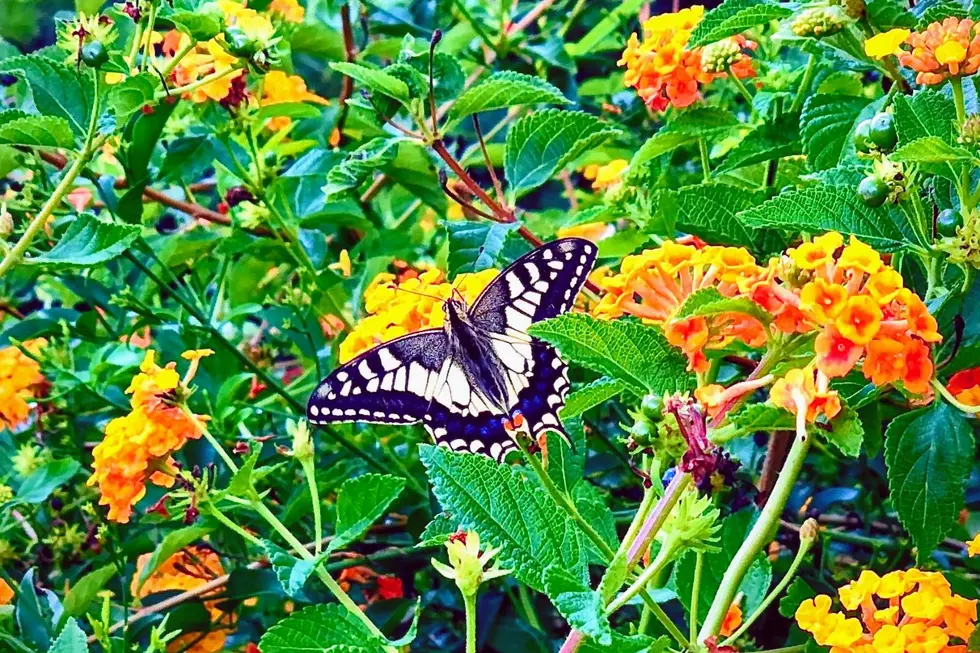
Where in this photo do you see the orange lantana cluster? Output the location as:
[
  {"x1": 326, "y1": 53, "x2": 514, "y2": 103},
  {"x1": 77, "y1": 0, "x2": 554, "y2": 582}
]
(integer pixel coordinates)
[
  {"x1": 754, "y1": 233, "x2": 940, "y2": 396},
  {"x1": 0, "y1": 340, "x2": 46, "y2": 430},
  {"x1": 618, "y1": 6, "x2": 754, "y2": 111},
  {"x1": 866, "y1": 19, "x2": 980, "y2": 85},
  {"x1": 87, "y1": 350, "x2": 212, "y2": 523},
  {"x1": 796, "y1": 569, "x2": 976, "y2": 652},
  {"x1": 339, "y1": 268, "x2": 497, "y2": 363},
  {"x1": 134, "y1": 546, "x2": 232, "y2": 653},
  {"x1": 946, "y1": 367, "x2": 980, "y2": 406},
  {"x1": 592, "y1": 240, "x2": 767, "y2": 372}
]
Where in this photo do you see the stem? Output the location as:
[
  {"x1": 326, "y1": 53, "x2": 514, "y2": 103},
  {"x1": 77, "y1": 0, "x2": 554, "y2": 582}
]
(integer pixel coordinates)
[
  {"x1": 606, "y1": 545, "x2": 673, "y2": 614},
  {"x1": 0, "y1": 81, "x2": 102, "y2": 278},
  {"x1": 698, "y1": 139, "x2": 711, "y2": 181},
  {"x1": 644, "y1": 596, "x2": 691, "y2": 649},
  {"x1": 463, "y1": 592, "x2": 478, "y2": 653},
  {"x1": 950, "y1": 77, "x2": 974, "y2": 213},
  {"x1": 208, "y1": 502, "x2": 262, "y2": 545},
  {"x1": 432, "y1": 139, "x2": 512, "y2": 221},
  {"x1": 789, "y1": 55, "x2": 818, "y2": 113},
  {"x1": 517, "y1": 584, "x2": 542, "y2": 630},
  {"x1": 933, "y1": 378, "x2": 980, "y2": 413},
  {"x1": 690, "y1": 552, "x2": 703, "y2": 644},
  {"x1": 197, "y1": 422, "x2": 239, "y2": 472},
  {"x1": 626, "y1": 472, "x2": 691, "y2": 569},
  {"x1": 301, "y1": 458, "x2": 324, "y2": 556},
  {"x1": 698, "y1": 414, "x2": 812, "y2": 642},
  {"x1": 161, "y1": 40, "x2": 195, "y2": 77},
  {"x1": 160, "y1": 65, "x2": 242, "y2": 100},
  {"x1": 728, "y1": 69, "x2": 755, "y2": 106}
]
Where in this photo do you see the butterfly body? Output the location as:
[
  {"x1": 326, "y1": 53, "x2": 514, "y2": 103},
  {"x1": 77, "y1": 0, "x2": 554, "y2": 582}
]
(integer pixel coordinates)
[{"x1": 307, "y1": 238, "x2": 598, "y2": 461}]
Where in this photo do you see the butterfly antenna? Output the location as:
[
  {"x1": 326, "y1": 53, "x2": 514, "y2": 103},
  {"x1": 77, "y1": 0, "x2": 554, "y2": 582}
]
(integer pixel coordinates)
[{"x1": 388, "y1": 283, "x2": 445, "y2": 303}]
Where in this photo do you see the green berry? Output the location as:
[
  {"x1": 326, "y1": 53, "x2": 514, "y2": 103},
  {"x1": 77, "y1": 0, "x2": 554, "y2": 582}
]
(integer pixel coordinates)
[
  {"x1": 868, "y1": 112, "x2": 897, "y2": 151},
  {"x1": 81, "y1": 41, "x2": 108, "y2": 69},
  {"x1": 854, "y1": 119, "x2": 873, "y2": 154},
  {"x1": 857, "y1": 175, "x2": 889, "y2": 207},
  {"x1": 937, "y1": 209, "x2": 963, "y2": 238}
]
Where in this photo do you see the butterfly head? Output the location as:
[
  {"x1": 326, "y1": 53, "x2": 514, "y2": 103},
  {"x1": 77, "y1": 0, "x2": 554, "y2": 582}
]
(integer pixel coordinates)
[{"x1": 443, "y1": 289, "x2": 469, "y2": 323}]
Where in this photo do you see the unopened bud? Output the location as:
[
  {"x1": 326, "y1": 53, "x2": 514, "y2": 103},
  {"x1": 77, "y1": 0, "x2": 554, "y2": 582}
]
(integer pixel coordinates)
[
  {"x1": 700, "y1": 38, "x2": 744, "y2": 74},
  {"x1": 431, "y1": 29, "x2": 442, "y2": 47},
  {"x1": 800, "y1": 518, "x2": 819, "y2": 542},
  {"x1": 959, "y1": 114, "x2": 980, "y2": 145},
  {"x1": 791, "y1": 6, "x2": 848, "y2": 38},
  {"x1": 0, "y1": 207, "x2": 11, "y2": 237}
]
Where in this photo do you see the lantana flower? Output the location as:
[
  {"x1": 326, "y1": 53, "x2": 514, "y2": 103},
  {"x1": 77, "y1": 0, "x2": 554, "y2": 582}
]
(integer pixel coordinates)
[
  {"x1": 768, "y1": 364, "x2": 841, "y2": 423},
  {"x1": 795, "y1": 569, "x2": 977, "y2": 651},
  {"x1": 259, "y1": 70, "x2": 329, "y2": 130},
  {"x1": 865, "y1": 28, "x2": 911, "y2": 59},
  {"x1": 268, "y1": 0, "x2": 304, "y2": 23},
  {"x1": 968, "y1": 533, "x2": 980, "y2": 557},
  {"x1": 87, "y1": 350, "x2": 212, "y2": 523},
  {"x1": 431, "y1": 530, "x2": 511, "y2": 598},
  {"x1": 583, "y1": 159, "x2": 629, "y2": 191},
  {"x1": 945, "y1": 367, "x2": 980, "y2": 406},
  {"x1": 0, "y1": 340, "x2": 47, "y2": 430},
  {"x1": 898, "y1": 18, "x2": 980, "y2": 85},
  {"x1": 592, "y1": 241, "x2": 767, "y2": 372},
  {"x1": 133, "y1": 546, "x2": 233, "y2": 653},
  {"x1": 339, "y1": 268, "x2": 497, "y2": 362}
]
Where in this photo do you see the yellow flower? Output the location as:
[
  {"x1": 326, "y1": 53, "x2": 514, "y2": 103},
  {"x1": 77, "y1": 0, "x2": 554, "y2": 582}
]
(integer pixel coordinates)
[
  {"x1": 839, "y1": 569, "x2": 880, "y2": 610},
  {"x1": 865, "y1": 28, "x2": 911, "y2": 59},
  {"x1": 0, "y1": 340, "x2": 46, "y2": 430},
  {"x1": 260, "y1": 70, "x2": 329, "y2": 129},
  {"x1": 328, "y1": 249, "x2": 352, "y2": 277},
  {"x1": 269, "y1": 0, "x2": 304, "y2": 23},
  {"x1": 936, "y1": 38, "x2": 968, "y2": 64},
  {"x1": 590, "y1": 159, "x2": 629, "y2": 190},
  {"x1": 968, "y1": 533, "x2": 980, "y2": 557}
]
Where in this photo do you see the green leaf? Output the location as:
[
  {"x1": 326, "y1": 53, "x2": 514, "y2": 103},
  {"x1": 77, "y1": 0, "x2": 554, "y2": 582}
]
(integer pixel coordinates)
[
  {"x1": 891, "y1": 136, "x2": 979, "y2": 165},
  {"x1": 736, "y1": 185, "x2": 911, "y2": 252},
  {"x1": 17, "y1": 459, "x2": 80, "y2": 504},
  {"x1": 323, "y1": 137, "x2": 403, "y2": 198},
  {"x1": 330, "y1": 62, "x2": 410, "y2": 102},
  {"x1": 717, "y1": 113, "x2": 801, "y2": 172},
  {"x1": 417, "y1": 514, "x2": 457, "y2": 548},
  {"x1": 528, "y1": 314, "x2": 695, "y2": 396},
  {"x1": 0, "y1": 55, "x2": 94, "y2": 138},
  {"x1": 662, "y1": 184, "x2": 775, "y2": 254},
  {"x1": 544, "y1": 565, "x2": 612, "y2": 646},
  {"x1": 59, "y1": 565, "x2": 115, "y2": 624},
  {"x1": 227, "y1": 447, "x2": 260, "y2": 495},
  {"x1": 968, "y1": 627, "x2": 980, "y2": 653},
  {"x1": 262, "y1": 541, "x2": 323, "y2": 598},
  {"x1": 105, "y1": 74, "x2": 159, "y2": 121},
  {"x1": 137, "y1": 526, "x2": 212, "y2": 591},
  {"x1": 673, "y1": 510, "x2": 772, "y2": 623},
  {"x1": 918, "y1": 0, "x2": 967, "y2": 27},
  {"x1": 688, "y1": 0, "x2": 792, "y2": 47},
  {"x1": 17, "y1": 568, "x2": 54, "y2": 651},
  {"x1": 668, "y1": 106, "x2": 742, "y2": 135},
  {"x1": 675, "y1": 287, "x2": 773, "y2": 326},
  {"x1": 778, "y1": 578, "x2": 817, "y2": 618},
  {"x1": 330, "y1": 473, "x2": 406, "y2": 552},
  {"x1": 579, "y1": 633, "x2": 670, "y2": 653},
  {"x1": 47, "y1": 619, "x2": 87, "y2": 653},
  {"x1": 560, "y1": 377, "x2": 627, "y2": 420},
  {"x1": 446, "y1": 221, "x2": 520, "y2": 276},
  {"x1": 893, "y1": 91, "x2": 957, "y2": 146},
  {"x1": 24, "y1": 215, "x2": 141, "y2": 269},
  {"x1": 547, "y1": 417, "x2": 586, "y2": 496},
  {"x1": 801, "y1": 94, "x2": 873, "y2": 171},
  {"x1": 259, "y1": 604, "x2": 387, "y2": 653},
  {"x1": 420, "y1": 444, "x2": 589, "y2": 592},
  {"x1": 824, "y1": 406, "x2": 864, "y2": 458},
  {"x1": 629, "y1": 130, "x2": 699, "y2": 171},
  {"x1": 168, "y1": 10, "x2": 223, "y2": 40},
  {"x1": 448, "y1": 71, "x2": 570, "y2": 122},
  {"x1": 726, "y1": 403, "x2": 795, "y2": 436},
  {"x1": 565, "y1": 0, "x2": 646, "y2": 57},
  {"x1": 866, "y1": 0, "x2": 916, "y2": 30},
  {"x1": 505, "y1": 109, "x2": 621, "y2": 196},
  {"x1": 884, "y1": 401, "x2": 974, "y2": 561},
  {"x1": 0, "y1": 111, "x2": 73, "y2": 148}
]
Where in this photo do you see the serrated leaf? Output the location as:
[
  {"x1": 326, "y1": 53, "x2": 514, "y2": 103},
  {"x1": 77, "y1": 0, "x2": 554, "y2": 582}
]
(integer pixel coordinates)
[
  {"x1": 629, "y1": 130, "x2": 699, "y2": 171},
  {"x1": 579, "y1": 633, "x2": 670, "y2": 653},
  {"x1": 323, "y1": 137, "x2": 403, "y2": 198},
  {"x1": 24, "y1": 215, "x2": 141, "y2": 269},
  {"x1": 528, "y1": 314, "x2": 695, "y2": 395},
  {"x1": 917, "y1": 0, "x2": 967, "y2": 27},
  {"x1": 894, "y1": 90, "x2": 957, "y2": 146},
  {"x1": 59, "y1": 565, "x2": 115, "y2": 624},
  {"x1": 884, "y1": 401, "x2": 974, "y2": 561},
  {"x1": 662, "y1": 184, "x2": 777, "y2": 254},
  {"x1": 778, "y1": 578, "x2": 817, "y2": 618},
  {"x1": 106, "y1": 73, "x2": 159, "y2": 120},
  {"x1": 560, "y1": 377, "x2": 627, "y2": 420},
  {"x1": 675, "y1": 287, "x2": 772, "y2": 326},
  {"x1": 445, "y1": 221, "x2": 520, "y2": 276},
  {"x1": 717, "y1": 113, "x2": 801, "y2": 172},
  {"x1": 505, "y1": 109, "x2": 621, "y2": 196},
  {"x1": 574, "y1": 483, "x2": 618, "y2": 560},
  {"x1": 263, "y1": 541, "x2": 323, "y2": 598},
  {"x1": 0, "y1": 111, "x2": 73, "y2": 148},
  {"x1": 168, "y1": 10, "x2": 223, "y2": 40},
  {"x1": 0, "y1": 55, "x2": 94, "y2": 138},
  {"x1": 331, "y1": 62, "x2": 410, "y2": 102},
  {"x1": 417, "y1": 514, "x2": 457, "y2": 548},
  {"x1": 736, "y1": 185, "x2": 911, "y2": 252},
  {"x1": 866, "y1": 0, "x2": 917, "y2": 30},
  {"x1": 544, "y1": 565, "x2": 612, "y2": 646},
  {"x1": 227, "y1": 447, "x2": 260, "y2": 495},
  {"x1": 48, "y1": 619, "x2": 87, "y2": 653},
  {"x1": 728, "y1": 403, "x2": 796, "y2": 434},
  {"x1": 547, "y1": 417, "x2": 586, "y2": 496},
  {"x1": 259, "y1": 604, "x2": 387, "y2": 653},
  {"x1": 137, "y1": 526, "x2": 212, "y2": 591},
  {"x1": 668, "y1": 106, "x2": 742, "y2": 135},
  {"x1": 420, "y1": 444, "x2": 589, "y2": 592},
  {"x1": 801, "y1": 94, "x2": 873, "y2": 171},
  {"x1": 689, "y1": 0, "x2": 792, "y2": 47},
  {"x1": 448, "y1": 71, "x2": 569, "y2": 122},
  {"x1": 330, "y1": 474, "x2": 405, "y2": 553},
  {"x1": 891, "y1": 135, "x2": 979, "y2": 164},
  {"x1": 17, "y1": 458, "x2": 80, "y2": 503},
  {"x1": 673, "y1": 510, "x2": 772, "y2": 623},
  {"x1": 825, "y1": 406, "x2": 864, "y2": 457}
]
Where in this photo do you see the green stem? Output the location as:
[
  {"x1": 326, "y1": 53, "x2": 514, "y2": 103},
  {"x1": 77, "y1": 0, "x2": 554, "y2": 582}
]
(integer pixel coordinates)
[
  {"x1": 198, "y1": 422, "x2": 239, "y2": 472},
  {"x1": 934, "y1": 378, "x2": 980, "y2": 413},
  {"x1": 464, "y1": 592, "x2": 478, "y2": 653},
  {"x1": 690, "y1": 552, "x2": 703, "y2": 644},
  {"x1": 727, "y1": 68, "x2": 755, "y2": 106},
  {"x1": 698, "y1": 139, "x2": 711, "y2": 181},
  {"x1": 300, "y1": 458, "x2": 324, "y2": 556},
  {"x1": 698, "y1": 425, "x2": 812, "y2": 642},
  {"x1": 790, "y1": 54, "x2": 818, "y2": 113},
  {"x1": 517, "y1": 584, "x2": 542, "y2": 631},
  {"x1": 606, "y1": 544, "x2": 674, "y2": 614},
  {"x1": 140, "y1": 3, "x2": 158, "y2": 72},
  {"x1": 208, "y1": 502, "x2": 261, "y2": 545},
  {"x1": 160, "y1": 40, "x2": 195, "y2": 77},
  {"x1": 0, "y1": 83, "x2": 103, "y2": 278},
  {"x1": 158, "y1": 65, "x2": 243, "y2": 100},
  {"x1": 950, "y1": 77, "x2": 975, "y2": 213}
]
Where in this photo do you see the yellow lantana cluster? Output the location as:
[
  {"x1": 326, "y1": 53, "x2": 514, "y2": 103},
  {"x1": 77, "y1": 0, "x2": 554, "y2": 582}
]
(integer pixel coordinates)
[
  {"x1": 0, "y1": 340, "x2": 46, "y2": 430},
  {"x1": 86, "y1": 350, "x2": 212, "y2": 523},
  {"x1": 796, "y1": 569, "x2": 977, "y2": 652},
  {"x1": 339, "y1": 268, "x2": 498, "y2": 363},
  {"x1": 865, "y1": 19, "x2": 980, "y2": 85},
  {"x1": 260, "y1": 70, "x2": 329, "y2": 130}
]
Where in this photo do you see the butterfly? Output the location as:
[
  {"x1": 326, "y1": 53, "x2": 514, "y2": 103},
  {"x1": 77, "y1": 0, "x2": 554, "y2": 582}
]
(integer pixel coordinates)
[{"x1": 306, "y1": 237, "x2": 598, "y2": 462}]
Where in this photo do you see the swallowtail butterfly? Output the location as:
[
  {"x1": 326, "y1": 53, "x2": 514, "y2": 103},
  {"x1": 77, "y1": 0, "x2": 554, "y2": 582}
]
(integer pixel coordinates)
[{"x1": 306, "y1": 238, "x2": 598, "y2": 461}]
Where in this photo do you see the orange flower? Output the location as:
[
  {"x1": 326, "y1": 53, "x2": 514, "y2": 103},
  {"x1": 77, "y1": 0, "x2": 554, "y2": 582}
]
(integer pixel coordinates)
[
  {"x1": 814, "y1": 326, "x2": 864, "y2": 377},
  {"x1": 260, "y1": 70, "x2": 329, "y2": 130},
  {"x1": 720, "y1": 601, "x2": 743, "y2": 637},
  {"x1": 769, "y1": 365, "x2": 841, "y2": 423},
  {"x1": 170, "y1": 36, "x2": 242, "y2": 103},
  {"x1": 862, "y1": 336, "x2": 909, "y2": 388},
  {"x1": 899, "y1": 18, "x2": 980, "y2": 85},
  {"x1": 134, "y1": 546, "x2": 232, "y2": 653},
  {"x1": 800, "y1": 278, "x2": 848, "y2": 323},
  {"x1": 947, "y1": 368, "x2": 980, "y2": 406},
  {"x1": 87, "y1": 350, "x2": 212, "y2": 523},
  {"x1": 0, "y1": 339, "x2": 46, "y2": 430},
  {"x1": 0, "y1": 577, "x2": 12, "y2": 605},
  {"x1": 835, "y1": 295, "x2": 883, "y2": 345},
  {"x1": 268, "y1": 0, "x2": 303, "y2": 23}
]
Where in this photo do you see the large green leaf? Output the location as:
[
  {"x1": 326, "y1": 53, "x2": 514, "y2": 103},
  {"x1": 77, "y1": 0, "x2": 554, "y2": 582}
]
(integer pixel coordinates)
[
  {"x1": 688, "y1": 0, "x2": 792, "y2": 47},
  {"x1": 893, "y1": 90, "x2": 957, "y2": 146},
  {"x1": 629, "y1": 130, "x2": 699, "y2": 171},
  {"x1": 547, "y1": 417, "x2": 587, "y2": 496},
  {"x1": 544, "y1": 565, "x2": 612, "y2": 646},
  {"x1": 801, "y1": 94, "x2": 873, "y2": 171},
  {"x1": 717, "y1": 113, "x2": 801, "y2": 172},
  {"x1": 448, "y1": 71, "x2": 569, "y2": 122},
  {"x1": 105, "y1": 73, "x2": 159, "y2": 122},
  {"x1": 505, "y1": 109, "x2": 621, "y2": 197},
  {"x1": 0, "y1": 55, "x2": 94, "y2": 138},
  {"x1": 420, "y1": 444, "x2": 589, "y2": 592},
  {"x1": 259, "y1": 604, "x2": 387, "y2": 653},
  {"x1": 891, "y1": 136, "x2": 980, "y2": 165},
  {"x1": 661, "y1": 184, "x2": 774, "y2": 254},
  {"x1": 736, "y1": 185, "x2": 912, "y2": 252},
  {"x1": 579, "y1": 633, "x2": 670, "y2": 653},
  {"x1": 136, "y1": 526, "x2": 212, "y2": 591},
  {"x1": 24, "y1": 215, "x2": 141, "y2": 269},
  {"x1": 866, "y1": 0, "x2": 916, "y2": 30},
  {"x1": 330, "y1": 62, "x2": 410, "y2": 102},
  {"x1": 561, "y1": 377, "x2": 627, "y2": 420},
  {"x1": 323, "y1": 137, "x2": 403, "y2": 198},
  {"x1": 0, "y1": 111, "x2": 73, "y2": 148},
  {"x1": 446, "y1": 221, "x2": 520, "y2": 276},
  {"x1": 168, "y1": 9, "x2": 224, "y2": 40},
  {"x1": 884, "y1": 401, "x2": 974, "y2": 561},
  {"x1": 330, "y1": 473, "x2": 406, "y2": 552},
  {"x1": 48, "y1": 619, "x2": 87, "y2": 653},
  {"x1": 528, "y1": 314, "x2": 695, "y2": 395},
  {"x1": 59, "y1": 565, "x2": 116, "y2": 625},
  {"x1": 17, "y1": 459, "x2": 80, "y2": 504}
]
